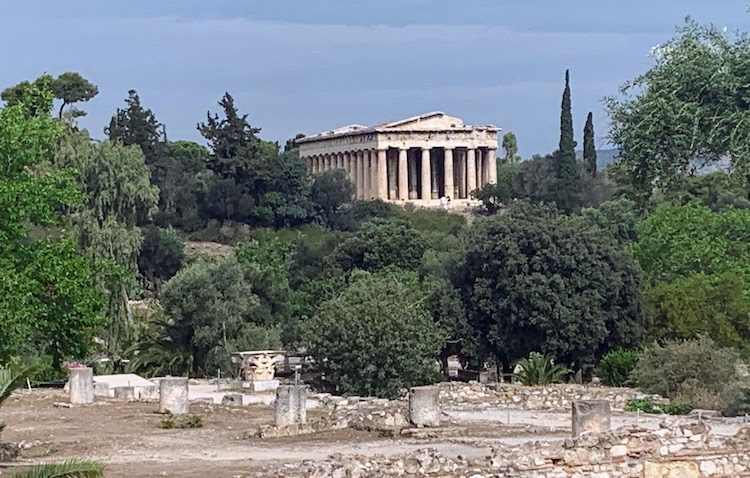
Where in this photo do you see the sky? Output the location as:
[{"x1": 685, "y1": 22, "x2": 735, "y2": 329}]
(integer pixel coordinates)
[{"x1": 2, "y1": 1, "x2": 746, "y2": 158}]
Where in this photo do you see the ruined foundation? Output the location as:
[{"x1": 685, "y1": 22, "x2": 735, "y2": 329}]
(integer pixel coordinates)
[
  {"x1": 409, "y1": 386, "x2": 441, "y2": 427},
  {"x1": 572, "y1": 399, "x2": 611, "y2": 437},
  {"x1": 275, "y1": 385, "x2": 307, "y2": 427},
  {"x1": 159, "y1": 377, "x2": 189, "y2": 415},
  {"x1": 69, "y1": 367, "x2": 95, "y2": 405}
]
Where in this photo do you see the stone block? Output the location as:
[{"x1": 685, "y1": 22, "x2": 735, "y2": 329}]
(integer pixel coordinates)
[
  {"x1": 243, "y1": 379, "x2": 280, "y2": 393},
  {"x1": 644, "y1": 461, "x2": 699, "y2": 478},
  {"x1": 409, "y1": 386, "x2": 441, "y2": 427},
  {"x1": 159, "y1": 377, "x2": 189, "y2": 415},
  {"x1": 112, "y1": 386, "x2": 135, "y2": 400},
  {"x1": 572, "y1": 400, "x2": 610, "y2": 437},
  {"x1": 69, "y1": 367, "x2": 95, "y2": 405},
  {"x1": 137, "y1": 386, "x2": 159, "y2": 400},
  {"x1": 221, "y1": 393, "x2": 243, "y2": 406},
  {"x1": 275, "y1": 385, "x2": 307, "y2": 427},
  {"x1": 93, "y1": 381, "x2": 110, "y2": 398}
]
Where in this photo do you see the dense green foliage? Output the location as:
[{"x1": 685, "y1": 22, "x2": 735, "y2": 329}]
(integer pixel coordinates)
[
  {"x1": 513, "y1": 352, "x2": 570, "y2": 386},
  {"x1": 632, "y1": 336, "x2": 749, "y2": 414},
  {"x1": 453, "y1": 203, "x2": 644, "y2": 372},
  {"x1": 607, "y1": 20, "x2": 750, "y2": 197},
  {"x1": 583, "y1": 112, "x2": 597, "y2": 177},
  {"x1": 596, "y1": 349, "x2": 638, "y2": 387},
  {"x1": 302, "y1": 270, "x2": 445, "y2": 399}
]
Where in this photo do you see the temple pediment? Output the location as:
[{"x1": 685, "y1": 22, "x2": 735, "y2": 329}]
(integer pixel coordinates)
[{"x1": 381, "y1": 112, "x2": 465, "y2": 130}]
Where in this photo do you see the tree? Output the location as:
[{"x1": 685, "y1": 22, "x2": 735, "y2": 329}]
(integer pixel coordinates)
[
  {"x1": 325, "y1": 218, "x2": 427, "y2": 274},
  {"x1": 0, "y1": 87, "x2": 104, "y2": 366},
  {"x1": 54, "y1": 127, "x2": 159, "y2": 361},
  {"x1": 635, "y1": 203, "x2": 750, "y2": 286},
  {"x1": 106, "y1": 90, "x2": 166, "y2": 163},
  {"x1": 138, "y1": 226, "x2": 185, "y2": 292},
  {"x1": 51, "y1": 72, "x2": 98, "y2": 118},
  {"x1": 157, "y1": 252, "x2": 283, "y2": 376},
  {"x1": 2, "y1": 73, "x2": 98, "y2": 118},
  {"x1": 451, "y1": 202, "x2": 644, "y2": 373},
  {"x1": 583, "y1": 112, "x2": 597, "y2": 177},
  {"x1": 501, "y1": 132, "x2": 521, "y2": 163},
  {"x1": 606, "y1": 20, "x2": 750, "y2": 197},
  {"x1": 644, "y1": 273, "x2": 750, "y2": 353},
  {"x1": 311, "y1": 169, "x2": 355, "y2": 226},
  {"x1": 552, "y1": 70, "x2": 581, "y2": 213},
  {"x1": 302, "y1": 270, "x2": 445, "y2": 399}
]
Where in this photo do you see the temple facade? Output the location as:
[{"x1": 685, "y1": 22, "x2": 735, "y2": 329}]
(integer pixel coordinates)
[{"x1": 298, "y1": 112, "x2": 499, "y2": 204}]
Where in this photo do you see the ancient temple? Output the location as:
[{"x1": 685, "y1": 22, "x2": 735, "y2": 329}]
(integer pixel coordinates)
[{"x1": 298, "y1": 112, "x2": 499, "y2": 204}]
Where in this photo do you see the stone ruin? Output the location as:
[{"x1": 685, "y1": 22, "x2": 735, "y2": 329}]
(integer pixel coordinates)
[{"x1": 260, "y1": 420, "x2": 750, "y2": 478}]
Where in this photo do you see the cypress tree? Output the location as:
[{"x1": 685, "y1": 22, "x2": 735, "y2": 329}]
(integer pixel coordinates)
[
  {"x1": 583, "y1": 112, "x2": 597, "y2": 177},
  {"x1": 554, "y1": 69, "x2": 580, "y2": 213}
]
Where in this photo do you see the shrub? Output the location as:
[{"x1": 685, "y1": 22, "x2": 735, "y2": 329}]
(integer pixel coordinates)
[
  {"x1": 513, "y1": 352, "x2": 569, "y2": 386},
  {"x1": 631, "y1": 336, "x2": 749, "y2": 415},
  {"x1": 597, "y1": 349, "x2": 638, "y2": 387},
  {"x1": 302, "y1": 270, "x2": 445, "y2": 399},
  {"x1": 624, "y1": 397, "x2": 691, "y2": 415}
]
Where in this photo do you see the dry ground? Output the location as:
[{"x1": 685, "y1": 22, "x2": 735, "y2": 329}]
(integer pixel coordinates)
[{"x1": 0, "y1": 389, "x2": 745, "y2": 477}]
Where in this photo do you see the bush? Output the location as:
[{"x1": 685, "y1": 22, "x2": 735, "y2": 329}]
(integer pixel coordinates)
[
  {"x1": 138, "y1": 225, "x2": 185, "y2": 291},
  {"x1": 302, "y1": 270, "x2": 445, "y2": 399},
  {"x1": 513, "y1": 352, "x2": 569, "y2": 386},
  {"x1": 631, "y1": 336, "x2": 749, "y2": 415},
  {"x1": 597, "y1": 349, "x2": 638, "y2": 387},
  {"x1": 624, "y1": 397, "x2": 691, "y2": 415}
]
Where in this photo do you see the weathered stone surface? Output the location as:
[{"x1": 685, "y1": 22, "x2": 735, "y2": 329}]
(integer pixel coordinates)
[
  {"x1": 69, "y1": 367, "x2": 94, "y2": 405},
  {"x1": 0, "y1": 442, "x2": 19, "y2": 462},
  {"x1": 572, "y1": 400, "x2": 611, "y2": 437},
  {"x1": 159, "y1": 377, "x2": 189, "y2": 415},
  {"x1": 275, "y1": 385, "x2": 307, "y2": 427},
  {"x1": 409, "y1": 386, "x2": 441, "y2": 428},
  {"x1": 644, "y1": 461, "x2": 700, "y2": 478},
  {"x1": 221, "y1": 393, "x2": 243, "y2": 406},
  {"x1": 112, "y1": 386, "x2": 135, "y2": 400}
]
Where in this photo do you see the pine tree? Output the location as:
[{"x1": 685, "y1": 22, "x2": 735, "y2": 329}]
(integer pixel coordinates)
[
  {"x1": 583, "y1": 112, "x2": 597, "y2": 177},
  {"x1": 554, "y1": 69, "x2": 581, "y2": 213}
]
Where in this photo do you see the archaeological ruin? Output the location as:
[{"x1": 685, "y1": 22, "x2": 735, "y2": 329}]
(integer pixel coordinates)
[{"x1": 298, "y1": 112, "x2": 499, "y2": 205}]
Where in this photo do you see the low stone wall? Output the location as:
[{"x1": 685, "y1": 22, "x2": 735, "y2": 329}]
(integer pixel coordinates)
[
  {"x1": 439, "y1": 382, "x2": 658, "y2": 410},
  {"x1": 263, "y1": 421, "x2": 750, "y2": 477}
]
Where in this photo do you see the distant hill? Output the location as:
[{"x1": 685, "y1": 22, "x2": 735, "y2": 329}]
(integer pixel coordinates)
[{"x1": 576, "y1": 148, "x2": 619, "y2": 169}]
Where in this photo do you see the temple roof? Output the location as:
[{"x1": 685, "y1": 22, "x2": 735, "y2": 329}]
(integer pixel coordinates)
[{"x1": 298, "y1": 112, "x2": 498, "y2": 143}]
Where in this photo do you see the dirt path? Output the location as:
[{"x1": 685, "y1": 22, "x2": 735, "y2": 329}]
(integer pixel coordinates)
[{"x1": 1, "y1": 389, "x2": 744, "y2": 477}]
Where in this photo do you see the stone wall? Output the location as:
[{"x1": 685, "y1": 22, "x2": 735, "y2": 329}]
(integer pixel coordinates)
[
  {"x1": 264, "y1": 421, "x2": 750, "y2": 478},
  {"x1": 440, "y1": 382, "x2": 656, "y2": 410}
]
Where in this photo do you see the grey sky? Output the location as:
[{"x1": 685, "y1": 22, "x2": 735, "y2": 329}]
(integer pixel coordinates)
[{"x1": 2, "y1": 1, "x2": 745, "y2": 157}]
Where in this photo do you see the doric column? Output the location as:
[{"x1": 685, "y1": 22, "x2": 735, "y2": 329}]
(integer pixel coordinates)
[
  {"x1": 312, "y1": 156, "x2": 318, "y2": 174},
  {"x1": 408, "y1": 150, "x2": 418, "y2": 199},
  {"x1": 326, "y1": 154, "x2": 332, "y2": 171},
  {"x1": 364, "y1": 150, "x2": 372, "y2": 199},
  {"x1": 398, "y1": 148, "x2": 408, "y2": 200},
  {"x1": 444, "y1": 148, "x2": 454, "y2": 200},
  {"x1": 347, "y1": 152, "x2": 356, "y2": 184},
  {"x1": 357, "y1": 150, "x2": 366, "y2": 200},
  {"x1": 487, "y1": 148, "x2": 497, "y2": 185},
  {"x1": 388, "y1": 152, "x2": 397, "y2": 200},
  {"x1": 377, "y1": 149, "x2": 388, "y2": 200},
  {"x1": 421, "y1": 148, "x2": 431, "y2": 200},
  {"x1": 477, "y1": 150, "x2": 484, "y2": 186},
  {"x1": 457, "y1": 150, "x2": 466, "y2": 198},
  {"x1": 467, "y1": 148, "x2": 477, "y2": 195},
  {"x1": 430, "y1": 155, "x2": 439, "y2": 199}
]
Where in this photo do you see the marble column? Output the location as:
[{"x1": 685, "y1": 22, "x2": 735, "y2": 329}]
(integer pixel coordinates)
[
  {"x1": 487, "y1": 148, "x2": 498, "y2": 185},
  {"x1": 467, "y1": 148, "x2": 477, "y2": 195},
  {"x1": 421, "y1": 148, "x2": 431, "y2": 200},
  {"x1": 457, "y1": 150, "x2": 466, "y2": 199},
  {"x1": 408, "y1": 150, "x2": 418, "y2": 199},
  {"x1": 364, "y1": 150, "x2": 372, "y2": 199},
  {"x1": 388, "y1": 152, "x2": 398, "y2": 200},
  {"x1": 377, "y1": 149, "x2": 388, "y2": 200},
  {"x1": 477, "y1": 150, "x2": 484, "y2": 186},
  {"x1": 444, "y1": 148, "x2": 454, "y2": 200},
  {"x1": 430, "y1": 154, "x2": 439, "y2": 199},
  {"x1": 357, "y1": 151, "x2": 366, "y2": 199},
  {"x1": 398, "y1": 148, "x2": 409, "y2": 200}
]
